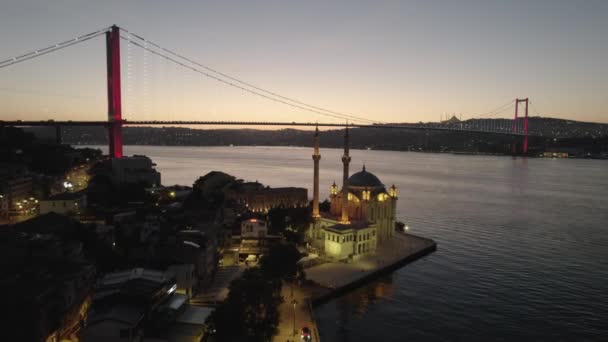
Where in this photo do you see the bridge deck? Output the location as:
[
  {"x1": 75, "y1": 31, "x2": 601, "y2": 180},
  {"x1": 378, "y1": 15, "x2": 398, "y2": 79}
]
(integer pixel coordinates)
[{"x1": 0, "y1": 120, "x2": 528, "y2": 136}]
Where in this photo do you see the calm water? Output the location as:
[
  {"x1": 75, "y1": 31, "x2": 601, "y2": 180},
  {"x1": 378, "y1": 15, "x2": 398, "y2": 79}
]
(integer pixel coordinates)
[{"x1": 90, "y1": 145, "x2": 608, "y2": 341}]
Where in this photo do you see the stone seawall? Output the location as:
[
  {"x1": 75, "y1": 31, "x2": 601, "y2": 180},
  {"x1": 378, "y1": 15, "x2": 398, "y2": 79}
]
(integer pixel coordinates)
[{"x1": 306, "y1": 232, "x2": 437, "y2": 306}]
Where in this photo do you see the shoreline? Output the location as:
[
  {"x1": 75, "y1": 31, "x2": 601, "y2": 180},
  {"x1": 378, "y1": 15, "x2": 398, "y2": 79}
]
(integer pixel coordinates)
[
  {"x1": 309, "y1": 233, "x2": 437, "y2": 307},
  {"x1": 292, "y1": 233, "x2": 437, "y2": 341},
  {"x1": 72, "y1": 143, "x2": 600, "y2": 159}
]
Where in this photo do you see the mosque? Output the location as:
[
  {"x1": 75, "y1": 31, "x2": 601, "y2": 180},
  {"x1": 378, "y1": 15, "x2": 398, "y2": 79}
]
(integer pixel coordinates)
[{"x1": 307, "y1": 126, "x2": 398, "y2": 261}]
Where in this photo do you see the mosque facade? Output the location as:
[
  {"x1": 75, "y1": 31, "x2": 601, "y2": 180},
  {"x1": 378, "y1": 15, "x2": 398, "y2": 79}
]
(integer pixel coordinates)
[{"x1": 307, "y1": 126, "x2": 398, "y2": 261}]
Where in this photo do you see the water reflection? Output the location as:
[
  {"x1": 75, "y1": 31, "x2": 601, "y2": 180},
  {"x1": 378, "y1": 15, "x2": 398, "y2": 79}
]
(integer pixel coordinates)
[
  {"x1": 329, "y1": 275, "x2": 395, "y2": 342},
  {"x1": 345, "y1": 275, "x2": 394, "y2": 317}
]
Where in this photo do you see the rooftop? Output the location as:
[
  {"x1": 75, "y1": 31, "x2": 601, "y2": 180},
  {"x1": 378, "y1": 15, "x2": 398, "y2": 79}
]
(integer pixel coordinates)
[
  {"x1": 325, "y1": 220, "x2": 371, "y2": 233},
  {"x1": 87, "y1": 303, "x2": 146, "y2": 326},
  {"x1": 176, "y1": 305, "x2": 213, "y2": 325},
  {"x1": 348, "y1": 165, "x2": 384, "y2": 188},
  {"x1": 161, "y1": 293, "x2": 188, "y2": 311},
  {"x1": 46, "y1": 192, "x2": 85, "y2": 201},
  {"x1": 99, "y1": 268, "x2": 173, "y2": 287}
]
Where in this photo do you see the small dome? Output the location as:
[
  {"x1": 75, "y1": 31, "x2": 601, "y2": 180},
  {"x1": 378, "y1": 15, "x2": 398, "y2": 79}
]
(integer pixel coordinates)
[{"x1": 348, "y1": 165, "x2": 384, "y2": 188}]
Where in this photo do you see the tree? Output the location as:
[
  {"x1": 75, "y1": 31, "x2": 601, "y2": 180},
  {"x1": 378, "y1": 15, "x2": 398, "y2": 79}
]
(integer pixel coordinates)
[
  {"x1": 267, "y1": 207, "x2": 288, "y2": 234},
  {"x1": 87, "y1": 176, "x2": 153, "y2": 207},
  {"x1": 319, "y1": 199, "x2": 331, "y2": 212},
  {"x1": 260, "y1": 243, "x2": 302, "y2": 282},
  {"x1": 267, "y1": 206, "x2": 312, "y2": 242},
  {"x1": 205, "y1": 268, "x2": 282, "y2": 341},
  {"x1": 87, "y1": 174, "x2": 113, "y2": 206},
  {"x1": 283, "y1": 226, "x2": 305, "y2": 245}
]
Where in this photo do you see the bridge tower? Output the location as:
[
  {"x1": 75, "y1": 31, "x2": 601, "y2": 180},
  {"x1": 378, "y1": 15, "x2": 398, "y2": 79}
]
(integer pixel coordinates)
[
  {"x1": 106, "y1": 25, "x2": 123, "y2": 158},
  {"x1": 312, "y1": 124, "x2": 321, "y2": 218},
  {"x1": 513, "y1": 98, "x2": 529, "y2": 155}
]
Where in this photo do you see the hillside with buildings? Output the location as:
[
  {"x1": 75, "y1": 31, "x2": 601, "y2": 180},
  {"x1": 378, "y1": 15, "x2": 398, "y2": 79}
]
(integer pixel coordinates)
[{"x1": 28, "y1": 116, "x2": 607, "y2": 156}]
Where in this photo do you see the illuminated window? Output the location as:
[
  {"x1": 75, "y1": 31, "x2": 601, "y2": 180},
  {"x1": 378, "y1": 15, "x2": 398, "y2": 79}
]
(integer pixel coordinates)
[
  {"x1": 389, "y1": 185, "x2": 398, "y2": 198},
  {"x1": 362, "y1": 188, "x2": 371, "y2": 201},
  {"x1": 330, "y1": 182, "x2": 338, "y2": 196}
]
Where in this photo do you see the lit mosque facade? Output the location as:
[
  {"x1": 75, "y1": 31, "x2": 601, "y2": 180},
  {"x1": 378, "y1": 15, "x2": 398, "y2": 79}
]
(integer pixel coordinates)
[{"x1": 307, "y1": 126, "x2": 398, "y2": 261}]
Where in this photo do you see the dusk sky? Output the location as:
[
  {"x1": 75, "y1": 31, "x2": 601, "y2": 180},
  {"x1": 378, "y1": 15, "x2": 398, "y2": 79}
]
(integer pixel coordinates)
[{"x1": 0, "y1": 0, "x2": 607, "y2": 124}]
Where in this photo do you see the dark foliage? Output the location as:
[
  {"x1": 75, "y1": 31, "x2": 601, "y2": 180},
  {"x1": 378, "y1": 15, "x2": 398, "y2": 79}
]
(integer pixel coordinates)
[
  {"x1": 260, "y1": 243, "x2": 302, "y2": 282},
  {"x1": 319, "y1": 199, "x2": 331, "y2": 212},
  {"x1": 267, "y1": 206, "x2": 311, "y2": 234},
  {"x1": 87, "y1": 175, "x2": 153, "y2": 207},
  {"x1": 205, "y1": 268, "x2": 282, "y2": 342}
]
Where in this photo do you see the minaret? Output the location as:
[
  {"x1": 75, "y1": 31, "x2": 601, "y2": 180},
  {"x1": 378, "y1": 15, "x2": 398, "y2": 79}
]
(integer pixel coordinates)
[
  {"x1": 312, "y1": 125, "x2": 321, "y2": 218},
  {"x1": 340, "y1": 125, "x2": 351, "y2": 224}
]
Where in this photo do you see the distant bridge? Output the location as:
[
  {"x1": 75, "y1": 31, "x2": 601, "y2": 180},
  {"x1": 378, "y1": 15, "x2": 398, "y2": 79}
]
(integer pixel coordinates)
[
  {"x1": 0, "y1": 25, "x2": 533, "y2": 157},
  {"x1": 0, "y1": 120, "x2": 530, "y2": 136}
]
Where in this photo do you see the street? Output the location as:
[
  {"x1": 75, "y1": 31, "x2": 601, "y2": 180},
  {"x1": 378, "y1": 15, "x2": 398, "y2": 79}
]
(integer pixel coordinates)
[{"x1": 273, "y1": 284, "x2": 320, "y2": 342}]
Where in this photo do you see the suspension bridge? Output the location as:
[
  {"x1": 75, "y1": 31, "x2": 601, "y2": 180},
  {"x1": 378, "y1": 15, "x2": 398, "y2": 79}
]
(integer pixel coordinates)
[{"x1": 1, "y1": 25, "x2": 536, "y2": 158}]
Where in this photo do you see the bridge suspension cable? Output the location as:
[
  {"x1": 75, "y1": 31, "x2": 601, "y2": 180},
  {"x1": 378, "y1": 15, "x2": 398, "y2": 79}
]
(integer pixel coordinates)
[
  {"x1": 119, "y1": 27, "x2": 379, "y2": 124},
  {"x1": 0, "y1": 26, "x2": 111, "y2": 70},
  {"x1": 529, "y1": 101, "x2": 544, "y2": 117},
  {"x1": 467, "y1": 99, "x2": 515, "y2": 120}
]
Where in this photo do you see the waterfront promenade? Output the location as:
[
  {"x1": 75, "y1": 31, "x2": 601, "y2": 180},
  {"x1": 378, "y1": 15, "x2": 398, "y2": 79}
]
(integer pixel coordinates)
[
  {"x1": 273, "y1": 285, "x2": 320, "y2": 342},
  {"x1": 272, "y1": 232, "x2": 436, "y2": 341},
  {"x1": 307, "y1": 232, "x2": 436, "y2": 301}
]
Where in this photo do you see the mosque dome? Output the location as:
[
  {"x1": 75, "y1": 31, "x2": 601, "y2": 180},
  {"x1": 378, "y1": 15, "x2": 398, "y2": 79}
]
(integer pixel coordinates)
[{"x1": 348, "y1": 165, "x2": 384, "y2": 188}]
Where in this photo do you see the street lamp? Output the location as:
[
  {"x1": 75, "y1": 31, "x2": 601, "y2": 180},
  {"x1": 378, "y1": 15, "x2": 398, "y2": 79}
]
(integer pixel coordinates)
[{"x1": 292, "y1": 299, "x2": 297, "y2": 336}]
